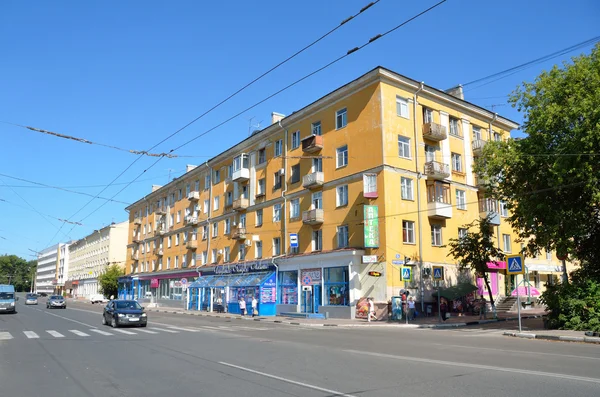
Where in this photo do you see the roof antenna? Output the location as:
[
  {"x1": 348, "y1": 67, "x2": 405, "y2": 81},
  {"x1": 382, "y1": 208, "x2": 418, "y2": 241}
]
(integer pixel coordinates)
[{"x1": 248, "y1": 117, "x2": 263, "y2": 136}]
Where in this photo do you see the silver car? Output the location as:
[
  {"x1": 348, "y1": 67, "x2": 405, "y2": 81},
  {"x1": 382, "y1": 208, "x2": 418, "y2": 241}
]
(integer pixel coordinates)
[
  {"x1": 25, "y1": 293, "x2": 38, "y2": 305},
  {"x1": 46, "y1": 295, "x2": 66, "y2": 309}
]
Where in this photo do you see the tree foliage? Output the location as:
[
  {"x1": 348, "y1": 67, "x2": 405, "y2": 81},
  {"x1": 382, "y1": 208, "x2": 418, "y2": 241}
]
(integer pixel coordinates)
[
  {"x1": 97, "y1": 264, "x2": 123, "y2": 298},
  {"x1": 447, "y1": 215, "x2": 505, "y2": 316},
  {"x1": 0, "y1": 255, "x2": 36, "y2": 292},
  {"x1": 477, "y1": 44, "x2": 600, "y2": 275}
]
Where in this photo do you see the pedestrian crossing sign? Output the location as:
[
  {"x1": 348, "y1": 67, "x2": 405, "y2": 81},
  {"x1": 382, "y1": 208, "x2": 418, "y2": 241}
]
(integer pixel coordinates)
[
  {"x1": 433, "y1": 266, "x2": 444, "y2": 280},
  {"x1": 401, "y1": 267, "x2": 412, "y2": 281},
  {"x1": 506, "y1": 255, "x2": 524, "y2": 275}
]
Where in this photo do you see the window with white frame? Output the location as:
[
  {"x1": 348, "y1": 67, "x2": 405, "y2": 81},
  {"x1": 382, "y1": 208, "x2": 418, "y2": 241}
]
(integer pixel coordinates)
[
  {"x1": 178, "y1": 189, "x2": 182, "y2": 201},
  {"x1": 336, "y1": 145, "x2": 348, "y2": 168},
  {"x1": 311, "y1": 121, "x2": 322, "y2": 136},
  {"x1": 194, "y1": 180, "x2": 200, "y2": 191},
  {"x1": 274, "y1": 139, "x2": 283, "y2": 157},
  {"x1": 168, "y1": 236, "x2": 172, "y2": 248},
  {"x1": 239, "y1": 213, "x2": 246, "y2": 228},
  {"x1": 398, "y1": 136, "x2": 411, "y2": 158},
  {"x1": 456, "y1": 189, "x2": 467, "y2": 210},
  {"x1": 402, "y1": 221, "x2": 415, "y2": 244},
  {"x1": 185, "y1": 184, "x2": 190, "y2": 196},
  {"x1": 401, "y1": 177, "x2": 414, "y2": 200},
  {"x1": 312, "y1": 230, "x2": 322, "y2": 251},
  {"x1": 258, "y1": 148, "x2": 266, "y2": 165},
  {"x1": 204, "y1": 174, "x2": 211, "y2": 190},
  {"x1": 214, "y1": 196, "x2": 220, "y2": 211},
  {"x1": 423, "y1": 107, "x2": 434, "y2": 124},
  {"x1": 290, "y1": 198, "x2": 300, "y2": 219},
  {"x1": 336, "y1": 108, "x2": 347, "y2": 129},
  {"x1": 211, "y1": 249, "x2": 217, "y2": 264},
  {"x1": 503, "y1": 234, "x2": 512, "y2": 252},
  {"x1": 493, "y1": 132, "x2": 502, "y2": 142},
  {"x1": 500, "y1": 201, "x2": 509, "y2": 217},
  {"x1": 182, "y1": 255, "x2": 187, "y2": 268},
  {"x1": 257, "y1": 178, "x2": 266, "y2": 195},
  {"x1": 363, "y1": 173, "x2": 377, "y2": 196},
  {"x1": 256, "y1": 209, "x2": 263, "y2": 226},
  {"x1": 449, "y1": 117, "x2": 461, "y2": 137},
  {"x1": 202, "y1": 251, "x2": 207, "y2": 265},
  {"x1": 176, "y1": 210, "x2": 181, "y2": 223},
  {"x1": 174, "y1": 256, "x2": 179, "y2": 269},
  {"x1": 212, "y1": 222, "x2": 218, "y2": 237},
  {"x1": 431, "y1": 224, "x2": 443, "y2": 246},
  {"x1": 202, "y1": 225, "x2": 208, "y2": 240},
  {"x1": 203, "y1": 199, "x2": 209, "y2": 214},
  {"x1": 458, "y1": 228, "x2": 468, "y2": 239},
  {"x1": 167, "y1": 257, "x2": 171, "y2": 270},
  {"x1": 224, "y1": 246, "x2": 231, "y2": 262},
  {"x1": 170, "y1": 213, "x2": 174, "y2": 226},
  {"x1": 312, "y1": 191, "x2": 322, "y2": 209},
  {"x1": 175, "y1": 233, "x2": 180, "y2": 246},
  {"x1": 312, "y1": 157, "x2": 323, "y2": 172},
  {"x1": 337, "y1": 225, "x2": 349, "y2": 248},
  {"x1": 255, "y1": 241, "x2": 262, "y2": 258},
  {"x1": 473, "y1": 126, "x2": 482, "y2": 141},
  {"x1": 291, "y1": 164, "x2": 300, "y2": 184},
  {"x1": 273, "y1": 237, "x2": 281, "y2": 256},
  {"x1": 214, "y1": 169, "x2": 221, "y2": 184},
  {"x1": 291, "y1": 131, "x2": 300, "y2": 149},
  {"x1": 336, "y1": 185, "x2": 348, "y2": 207},
  {"x1": 425, "y1": 145, "x2": 436, "y2": 162},
  {"x1": 226, "y1": 191, "x2": 233, "y2": 206},
  {"x1": 273, "y1": 203, "x2": 282, "y2": 222},
  {"x1": 451, "y1": 153, "x2": 463, "y2": 172},
  {"x1": 239, "y1": 245, "x2": 246, "y2": 261},
  {"x1": 396, "y1": 96, "x2": 409, "y2": 118}
]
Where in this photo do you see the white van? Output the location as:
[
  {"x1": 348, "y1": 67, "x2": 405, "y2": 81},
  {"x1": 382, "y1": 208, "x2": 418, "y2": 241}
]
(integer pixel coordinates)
[{"x1": 90, "y1": 294, "x2": 108, "y2": 304}]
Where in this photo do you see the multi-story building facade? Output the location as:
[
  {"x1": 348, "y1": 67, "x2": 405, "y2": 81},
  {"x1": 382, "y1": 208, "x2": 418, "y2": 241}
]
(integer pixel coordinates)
[
  {"x1": 122, "y1": 67, "x2": 567, "y2": 318},
  {"x1": 35, "y1": 243, "x2": 60, "y2": 295},
  {"x1": 66, "y1": 221, "x2": 128, "y2": 298}
]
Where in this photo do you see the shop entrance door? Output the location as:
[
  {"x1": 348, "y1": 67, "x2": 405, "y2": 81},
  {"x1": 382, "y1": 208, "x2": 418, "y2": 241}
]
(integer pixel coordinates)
[{"x1": 301, "y1": 285, "x2": 321, "y2": 314}]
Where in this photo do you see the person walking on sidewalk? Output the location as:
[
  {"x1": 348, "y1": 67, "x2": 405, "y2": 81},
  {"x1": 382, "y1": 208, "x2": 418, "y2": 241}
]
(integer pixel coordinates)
[
  {"x1": 251, "y1": 296, "x2": 258, "y2": 317},
  {"x1": 479, "y1": 297, "x2": 487, "y2": 320},
  {"x1": 440, "y1": 300, "x2": 448, "y2": 322},
  {"x1": 239, "y1": 297, "x2": 246, "y2": 316},
  {"x1": 408, "y1": 297, "x2": 416, "y2": 321},
  {"x1": 367, "y1": 298, "x2": 377, "y2": 322}
]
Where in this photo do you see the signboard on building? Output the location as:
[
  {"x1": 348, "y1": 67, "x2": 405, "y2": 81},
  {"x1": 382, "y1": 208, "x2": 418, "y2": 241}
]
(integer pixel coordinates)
[
  {"x1": 301, "y1": 268, "x2": 322, "y2": 286},
  {"x1": 150, "y1": 278, "x2": 159, "y2": 288},
  {"x1": 260, "y1": 272, "x2": 276, "y2": 303},
  {"x1": 362, "y1": 255, "x2": 378, "y2": 264},
  {"x1": 363, "y1": 205, "x2": 379, "y2": 248},
  {"x1": 289, "y1": 233, "x2": 298, "y2": 248}
]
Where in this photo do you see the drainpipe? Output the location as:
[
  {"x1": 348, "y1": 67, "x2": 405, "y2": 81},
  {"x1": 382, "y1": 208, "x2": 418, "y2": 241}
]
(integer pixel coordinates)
[
  {"x1": 278, "y1": 120, "x2": 288, "y2": 256},
  {"x1": 205, "y1": 161, "x2": 213, "y2": 266},
  {"x1": 413, "y1": 82, "x2": 425, "y2": 312}
]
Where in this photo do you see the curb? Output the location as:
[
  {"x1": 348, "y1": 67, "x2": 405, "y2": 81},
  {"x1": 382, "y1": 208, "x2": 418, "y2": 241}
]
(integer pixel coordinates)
[{"x1": 503, "y1": 331, "x2": 600, "y2": 344}]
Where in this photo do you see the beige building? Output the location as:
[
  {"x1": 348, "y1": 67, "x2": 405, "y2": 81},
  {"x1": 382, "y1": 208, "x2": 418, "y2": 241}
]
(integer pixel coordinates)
[{"x1": 66, "y1": 221, "x2": 128, "y2": 298}]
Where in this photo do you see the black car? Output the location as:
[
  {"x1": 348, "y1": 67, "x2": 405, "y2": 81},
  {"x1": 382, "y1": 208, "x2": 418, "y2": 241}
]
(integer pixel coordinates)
[
  {"x1": 102, "y1": 300, "x2": 147, "y2": 328},
  {"x1": 46, "y1": 295, "x2": 66, "y2": 309}
]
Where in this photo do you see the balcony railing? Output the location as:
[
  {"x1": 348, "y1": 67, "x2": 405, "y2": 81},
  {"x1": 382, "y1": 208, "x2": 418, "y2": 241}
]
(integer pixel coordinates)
[
  {"x1": 186, "y1": 240, "x2": 198, "y2": 250},
  {"x1": 301, "y1": 135, "x2": 323, "y2": 153},
  {"x1": 155, "y1": 206, "x2": 167, "y2": 215},
  {"x1": 132, "y1": 235, "x2": 142, "y2": 243},
  {"x1": 423, "y1": 161, "x2": 450, "y2": 180},
  {"x1": 427, "y1": 201, "x2": 452, "y2": 219},
  {"x1": 472, "y1": 139, "x2": 487, "y2": 156},
  {"x1": 133, "y1": 217, "x2": 142, "y2": 225},
  {"x1": 131, "y1": 252, "x2": 139, "y2": 261},
  {"x1": 302, "y1": 171, "x2": 324, "y2": 189},
  {"x1": 231, "y1": 227, "x2": 247, "y2": 240},
  {"x1": 153, "y1": 248, "x2": 163, "y2": 256},
  {"x1": 302, "y1": 209, "x2": 324, "y2": 225},
  {"x1": 154, "y1": 228, "x2": 166, "y2": 237},
  {"x1": 233, "y1": 197, "x2": 249, "y2": 211},
  {"x1": 479, "y1": 199, "x2": 501, "y2": 225},
  {"x1": 422, "y1": 122, "x2": 447, "y2": 141},
  {"x1": 187, "y1": 191, "x2": 200, "y2": 201},
  {"x1": 185, "y1": 216, "x2": 199, "y2": 226}
]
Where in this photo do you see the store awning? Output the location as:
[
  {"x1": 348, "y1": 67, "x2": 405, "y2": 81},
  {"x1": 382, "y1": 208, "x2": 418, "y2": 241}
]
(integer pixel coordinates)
[
  {"x1": 188, "y1": 272, "x2": 273, "y2": 289},
  {"x1": 436, "y1": 283, "x2": 478, "y2": 301},
  {"x1": 486, "y1": 261, "x2": 506, "y2": 270}
]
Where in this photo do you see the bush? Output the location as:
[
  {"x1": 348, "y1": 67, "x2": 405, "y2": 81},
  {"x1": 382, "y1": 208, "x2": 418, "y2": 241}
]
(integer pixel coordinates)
[{"x1": 539, "y1": 276, "x2": 600, "y2": 332}]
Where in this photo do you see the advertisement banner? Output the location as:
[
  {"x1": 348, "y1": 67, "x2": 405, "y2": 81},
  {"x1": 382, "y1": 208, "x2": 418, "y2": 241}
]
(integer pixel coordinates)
[
  {"x1": 260, "y1": 273, "x2": 277, "y2": 304},
  {"x1": 150, "y1": 278, "x2": 159, "y2": 288},
  {"x1": 364, "y1": 205, "x2": 379, "y2": 248},
  {"x1": 300, "y1": 268, "x2": 322, "y2": 286}
]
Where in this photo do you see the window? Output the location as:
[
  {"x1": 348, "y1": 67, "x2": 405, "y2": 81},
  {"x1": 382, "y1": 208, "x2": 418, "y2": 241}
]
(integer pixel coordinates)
[
  {"x1": 427, "y1": 181, "x2": 450, "y2": 204},
  {"x1": 274, "y1": 171, "x2": 282, "y2": 190},
  {"x1": 493, "y1": 132, "x2": 502, "y2": 142},
  {"x1": 273, "y1": 237, "x2": 281, "y2": 256},
  {"x1": 312, "y1": 157, "x2": 323, "y2": 173},
  {"x1": 451, "y1": 153, "x2": 463, "y2": 172},
  {"x1": 167, "y1": 257, "x2": 171, "y2": 270},
  {"x1": 182, "y1": 255, "x2": 187, "y2": 268},
  {"x1": 503, "y1": 234, "x2": 512, "y2": 252},
  {"x1": 211, "y1": 249, "x2": 217, "y2": 264},
  {"x1": 258, "y1": 148, "x2": 266, "y2": 165},
  {"x1": 336, "y1": 108, "x2": 347, "y2": 129},
  {"x1": 170, "y1": 213, "x2": 174, "y2": 226},
  {"x1": 178, "y1": 189, "x2": 182, "y2": 201},
  {"x1": 312, "y1": 191, "x2": 322, "y2": 209},
  {"x1": 473, "y1": 126, "x2": 482, "y2": 141},
  {"x1": 273, "y1": 204, "x2": 282, "y2": 222},
  {"x1": 227, "y1": 164, "x2": 233, "y2": 179},
  {"x1": 176, "y1": 210, "x2": 181, "y2": 223},
  {"x1": 202, "y1": 225, "x2": 208, "y2": 240},
  {"x1": 396, "y1": 96, "x2": 409, "y2": 118},
  {"x1": 256, "y1": 209, "x2": 263, "y2": 226},
  {"x1": 311, "y1": 121, "x2": 322, "y2": 136},
  {"x1": 312, "y1": 230, "x2": 322, "y2": 251},
  {"x1": 324, "y1": 267, "x2": 349, "y2": 306},
  {"x1": 168, "y1": 236, "x2": 172, "y2": 248},
  {"x1": 290, "y1": 198, "x2": 300, "y2": 219},
  {"x1": 257, "y1": 178, "x2": 266, "y2": 196},
  {"x1": 175, "y1": 233, "x2": 180, "y2": 246},
  {"x1": 402, "y1": 221, "x2": 415, "y2": 244},
  {"x1": 291, "y1": 131, "x2": 300, "y2": 149},
  {"x1": 226, "y1": 191, "x2": 233, "y2": 206},
  {"x1": 255, "y1": 241, "x2": 263, "y2": 259},
  {"x1": 174, "y1": 256, "x2": 179, "y2": 269},
  {"x1": 224, "y1": 247, "x2": 231, "y2": 262},
  {"x1": 204, "y1": 174, "x2": 211, "y2": 190},
  {"x1": 214, "y1": 196, "x2": 220, "y2": 211},
  {"x1": 212, "y1": 222, "x2": 218, "y2": 237},
  {"x1": 239, "y1": 213, "x2": 246, "y2": 228},
  {"x1": 500, "y1": 201, "x2": 509, "y2": 217},
  {"x1": 278, "y1": 271, "x2": 298, "y2": 304},
  {"x1": 401, "y1": 177, "x2": 414, "y2": 200},
  {"x1": 194, "y1": 180, "x2": 200, "y2": 191},
  {"x1": 274, "y1": 139, "x2": 283, "y2": 157},
  {"x1": 423, "y1": 107, "x2": 434, "y2": 124},
  {"x1": 239, "y1": 245, "x2": 246, "y2": 261},
  {"x1": 214, "y1": 169, "x2": 221, "y2": 184},
  {"x1": 337, "y1": 225, "x2": 349, "y2": 248},
  {"x1": 449, "y1": 117, "x2": 461, "y2": 137},
  {"x1": 203, "y1": 199, "x2": 209, "y2": 214},
  {"x1": 224, "y1": 218, "x2": 231, "y2": 234},
  {"x1": 458, "y1": 228, "x2": 468, "y2": 239},
  {"x1": 398, "y1": 136, "x2": 411, "y2": 158},
  {"x1": 363, "y1": 173, "x2": 377, "y2": 197},
  {"x1": 425, "y1": 144, "x2": 436, "y2": 162},
  {"x1": 336, "y1": 145, "x2": 348, "y2": 168},
  {"x1": 431, "y1": 224, "x2": 443, "y2": 246},
  {"x1": 201, "y1": 251, "x2": 207, "y2": 265},
  {"x1": 336, "y1": 185, "x2": 348, "y2": 207},
  {"x1": 291, "y1": 164, "x2": 300, "y2": 184},
  {"x1": 185, "y1": 184, "x2": 191, "y2": 196},
  {"x1": 456, "y1": 189, "x2": 467, "y2": 210}
]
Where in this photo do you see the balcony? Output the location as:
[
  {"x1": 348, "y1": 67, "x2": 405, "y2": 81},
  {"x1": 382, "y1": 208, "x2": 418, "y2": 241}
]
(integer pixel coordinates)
[
  {"x1": 186, "y1": 240, "x2": 198, "y2": 250},
  {"x1": 427, "y1": 201, "x2": 452, "y2": 219},
  {"x1": 231, "y1": 227, "x2": 247, "y2": 240},
  {"x1": 302, "y1": 171, "x2": 324, "y2": 189},
  {"x1": 232, "y1": 153, "x2": 250, "y2": 181},
  {"x1": 131, "y1": 252, "x2": 139, "y2": 261},
  {"x1": 133, "y1": 217, "x2": 142, "y2": 225},
  {"x1": 185, "y1": 216, "x2": 200, "y2": 226},
  {"x1": 232, "y1": 197, "x2": 249, "y2": 211},
  {"x1": 472, "y1": 139, "x2": 487, "y2": 156},
  {"x1": 424, "y1": 161, "x2": 450, "y2": 180},
  {"x1": 422, "y1": 122, "x2": 447, "y2": 141},
  {"x1": 153, "y1": 248, "x2": 163, "y2": 256},
  {"x1": 132, "y1": 235, "x2": 142, "y2": 243},
  {"x1": 479, "y1": 199, "x2": 501, "y2": 225},
  {"x1": 156, "y1": 207, "x2": 167, "y2": 215},
  {"x1": 301, "y1": 135, "x2": 323, "y2": 153},
  {"x1": 187, "y1": 191, "x2": 200, "y2": 201},
  {"x1": 154, "y1": 228, "x2": 166, "y2": 237},
  {"x1": 302, "y1": 209, "x2": 324, "y2": 225}
]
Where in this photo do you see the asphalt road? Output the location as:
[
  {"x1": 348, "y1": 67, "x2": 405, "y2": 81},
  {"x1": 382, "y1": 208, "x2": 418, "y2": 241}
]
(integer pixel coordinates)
[{"x1": 1, "y1": 295, "x2": 599, "y2": 397}]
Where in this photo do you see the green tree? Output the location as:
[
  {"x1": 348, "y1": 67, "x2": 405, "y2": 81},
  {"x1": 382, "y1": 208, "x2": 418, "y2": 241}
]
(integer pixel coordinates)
[
  {"x1": 97, "y1": 264, "x2": 124, "y2": 298},
  {"x1": 447, "y1": 215, "x2": 506, "y2": 317},
  {"x1": 0, "y1": 255, "x2": 36, "y2": 292},
  {"x1": 478, "y1": 44, "x2": 600, "y2": 278}
]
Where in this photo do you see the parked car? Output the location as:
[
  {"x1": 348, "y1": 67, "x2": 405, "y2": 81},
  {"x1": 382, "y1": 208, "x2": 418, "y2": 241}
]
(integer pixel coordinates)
[
  {"x1": 46, "y1": 295, "x2": 66, "y2": 309},
  {"x1": 90, "y1": 294, "x2": 108, "y2": 304},
  {"x1": 102, "y1": 300, "x2": 147, "y2": 328},
  {"x1": 37, "y1": 292, "x2": 48, "y2": 297},
  {"x1": 25, "y1": 293, "x2": 38, "y2": 305}
]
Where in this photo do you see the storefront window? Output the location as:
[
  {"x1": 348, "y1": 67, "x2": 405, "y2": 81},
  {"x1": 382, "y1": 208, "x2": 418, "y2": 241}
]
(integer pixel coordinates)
[
  {"x1": 324, "y1": 267, "x2": 349, "y2": 306},
  {"x1": 278, "y1": 271, "x2": 298, "y2": 305}
]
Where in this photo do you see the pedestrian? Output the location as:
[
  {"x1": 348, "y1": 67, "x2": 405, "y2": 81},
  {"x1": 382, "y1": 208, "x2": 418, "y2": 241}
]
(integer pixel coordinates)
[
  {"x1": 408, "y1": 297, "x2": 416, "y2": 321},
  {"x1": 367, "y1": 298, "x2": 377, "y2": 322},
  {"x1": 239, "y1": 297, "x2": 246, "y2": 316},
  {"x1": 440, "y1": 299, "x2": 448, "y2": 322},
  {"x1": 251, "y1": 296, "x2": 258, "y2": 317},
  {"x1": 479, "y1": 297, "x2": 487, "y2": 320}
]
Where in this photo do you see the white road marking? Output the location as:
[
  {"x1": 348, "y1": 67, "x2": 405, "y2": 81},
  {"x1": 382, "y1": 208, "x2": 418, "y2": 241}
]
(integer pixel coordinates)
[
  {"x1": 23, "y1": 331, "x2": 39, "y2": 339},
  {"x1": 135, "y1": 328, "x2": 159, "y2": 334},
  {"x1": 432, "y1": 343, "x2": 600, "y2": 361},
  {"x1": 150, "y1": 327, "x2": 179, "y2": 333},
  {"x1": 0, "y1": 332, "x2": 13, "y2": 340},
  {"x1": 219, "y1": 362, "x2": 358, "y2": 397},
  {"x1": 166, "y1": 326, "x2": 201, "y2": 332},
  {"x1": 36, "y1": 308, "x2": 97, "y2": 329},
  {"x1": 89, "y1": 329, "x2": 114, "y2": 336},
  {"x1": 46, "y1": 330, "x2": 65, "y2": 338},
  {"x1": 111, "y1": 329, "x2": 137, "y2": 335},
  {"x1": 343, "y1": 349, "x2": 600, "y2": 385},
  {"x1": 200, "y1": 325, "x2": 233, "y2": 331},
  {"x1": 237, "y1": 326, "x2": 269, "y2": 331},
  {"x1": 69, "y1": 330, "x2": 90, "y2": 337}
]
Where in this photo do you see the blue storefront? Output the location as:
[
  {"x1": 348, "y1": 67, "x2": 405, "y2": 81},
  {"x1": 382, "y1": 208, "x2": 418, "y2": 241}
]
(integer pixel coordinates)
[
  {"x1": 117, "y1": 276, "x2": 136, "y2": 300},
  {"x1": 187, "y1": 261, "x2": 277, "y2": 316}
]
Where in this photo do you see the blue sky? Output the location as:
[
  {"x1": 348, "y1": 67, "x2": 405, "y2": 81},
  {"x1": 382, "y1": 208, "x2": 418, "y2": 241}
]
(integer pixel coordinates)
[{"x1": 0, "y1": 0, "x2": 598, "y2": 260}]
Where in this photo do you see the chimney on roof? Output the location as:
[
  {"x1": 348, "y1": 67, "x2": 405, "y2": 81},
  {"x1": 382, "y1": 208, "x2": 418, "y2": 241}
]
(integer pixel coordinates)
[
  {"x1": 186, "y1": 164, "x2": 197, "y2": 173},
  {"x1": 271, "y1": 112, "x2": 285, "y2": 125},
  {"x1": 445, "y1": 85, "x2": 464, "y2": 100},
  {"x1": 151, "y1": 185, "x2": 162, "y2": 192}
]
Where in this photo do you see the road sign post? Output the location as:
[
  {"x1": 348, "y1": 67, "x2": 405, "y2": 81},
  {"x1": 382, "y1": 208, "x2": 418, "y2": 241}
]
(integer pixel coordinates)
[
  {"x1": 432, "y1": 267, "x2": 444, "y2": 323},
  {"x1": 506, "y1": 255, "x2": 524, "y2": 332}
]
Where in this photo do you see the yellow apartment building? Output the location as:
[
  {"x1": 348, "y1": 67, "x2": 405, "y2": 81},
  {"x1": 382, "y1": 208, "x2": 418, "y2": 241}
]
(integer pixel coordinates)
[{"x1": 121, "y1": 67, "x2": 567, "y2": 319}]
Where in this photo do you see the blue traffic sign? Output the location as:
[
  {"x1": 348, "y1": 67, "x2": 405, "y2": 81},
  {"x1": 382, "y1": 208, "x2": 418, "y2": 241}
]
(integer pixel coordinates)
[
  {"x1": 506, "y1": 255, "x2": 524, "y2": 275},
  {"x1": 401, "y1": 267, "x2": 412, "y2": 281},
  {"x1": 433, "y1": 266, "x2": 443, "y2": 280},
  {"x1": 289, "y1": 233, "x2": 298, "y2": 248}
]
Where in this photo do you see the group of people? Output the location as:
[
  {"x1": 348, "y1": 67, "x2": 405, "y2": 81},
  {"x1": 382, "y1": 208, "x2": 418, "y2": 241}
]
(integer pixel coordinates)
[{"x1": 238, "y1": 296, "x2": 258, "y2": 317}]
